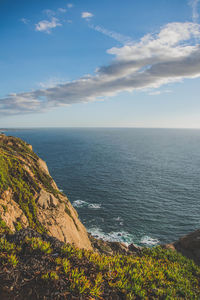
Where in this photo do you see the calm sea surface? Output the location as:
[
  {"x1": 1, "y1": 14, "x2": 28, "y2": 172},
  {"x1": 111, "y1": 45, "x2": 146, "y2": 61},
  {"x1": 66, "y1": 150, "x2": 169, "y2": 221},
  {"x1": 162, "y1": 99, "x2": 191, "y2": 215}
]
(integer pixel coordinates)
[{"x1": 4, "y1": 128, "x2": 200, "y2": 246}]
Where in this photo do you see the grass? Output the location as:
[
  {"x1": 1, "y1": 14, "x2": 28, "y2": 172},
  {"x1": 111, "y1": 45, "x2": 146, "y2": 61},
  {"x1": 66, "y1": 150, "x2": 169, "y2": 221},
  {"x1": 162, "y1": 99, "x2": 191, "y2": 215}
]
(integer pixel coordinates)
[
  {"x1": 0, "y1": 151, "x2": 45, "y2": 232},
  {"x1": 0, "y1": 226, "x2": 199, "y2": 299},
  {"x1": 0, "y1": 136, "x2": 74, "y2": 232},
  {"x1": 25, "y1": 236, "x2": 52, "y2": 254},
  {"x1": 1, "y1": 135, "x2": 200, "y2": 298},
  {"x1": 0, "y1": 217, "x2": 12, "y2": 235},
  {"x1": 0, "y1": 136, "x2": 62, "y2": 233}
]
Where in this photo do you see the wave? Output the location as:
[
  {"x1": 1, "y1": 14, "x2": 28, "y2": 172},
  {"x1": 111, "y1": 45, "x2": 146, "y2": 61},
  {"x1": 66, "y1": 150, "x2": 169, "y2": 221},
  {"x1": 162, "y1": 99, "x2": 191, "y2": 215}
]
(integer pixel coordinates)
[
  {"x1": 114, "y1": 216, "x2": 123, "y2": 221},
  {"x1": 88, "y1": 227, "x2": 135, "y2": 245},
  {"x1": 140, "y1": 236, "x2": 159, "y2": 246},
  {"x1": 72, "y1": 199, "x2": 101, "y2": 209},
  {"x1": 113, "y1": 216, "x2": 123, "y2": 226},
  {"x1": 88, "y1": 203, "x2": 101, "y2": 209},
  {"x1": 88, "y1": 227, "x2": 159, "y2": 246}
]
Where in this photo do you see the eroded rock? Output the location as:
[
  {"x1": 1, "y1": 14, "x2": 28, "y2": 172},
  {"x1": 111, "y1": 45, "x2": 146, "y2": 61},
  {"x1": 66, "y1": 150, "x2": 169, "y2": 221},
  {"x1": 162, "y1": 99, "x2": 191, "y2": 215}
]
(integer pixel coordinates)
[{"x1": 0, "y1": 135, "x2": 92, "y2": 250}]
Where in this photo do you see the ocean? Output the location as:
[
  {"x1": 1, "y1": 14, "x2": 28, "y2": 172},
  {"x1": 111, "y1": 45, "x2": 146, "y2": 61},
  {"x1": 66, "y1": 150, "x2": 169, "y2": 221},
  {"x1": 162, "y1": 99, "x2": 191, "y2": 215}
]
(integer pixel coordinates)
[{"x1": 4, "y1": 128, "x2": 200, "y2": 246}]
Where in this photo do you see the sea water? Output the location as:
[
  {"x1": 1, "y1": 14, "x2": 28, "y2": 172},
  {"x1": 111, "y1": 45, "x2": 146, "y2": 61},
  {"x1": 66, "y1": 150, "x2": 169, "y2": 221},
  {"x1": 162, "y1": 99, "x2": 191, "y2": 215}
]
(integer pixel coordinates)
[{"x1": 5, "y1": 128, "x2": 200, "y2": 246}]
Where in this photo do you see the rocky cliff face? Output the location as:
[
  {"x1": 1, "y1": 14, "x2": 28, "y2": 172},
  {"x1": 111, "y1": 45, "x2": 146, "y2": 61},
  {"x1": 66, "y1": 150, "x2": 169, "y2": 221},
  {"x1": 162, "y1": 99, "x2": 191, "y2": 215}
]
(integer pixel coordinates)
[
  {"x1": 164, "y1": 229, "x2": 200, "y2": 265},
  {"x1": 0, "y1": 134, "x2": 92, "y2": 250}
]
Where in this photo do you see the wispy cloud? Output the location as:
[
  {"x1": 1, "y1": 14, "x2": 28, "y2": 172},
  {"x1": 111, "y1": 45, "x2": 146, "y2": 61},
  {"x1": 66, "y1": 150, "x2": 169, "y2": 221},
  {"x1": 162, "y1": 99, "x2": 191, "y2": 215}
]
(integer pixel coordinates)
[
  {"x1": 35, "y1": 17, "x2": 62, "y2": 34},
  {"x1": 67, "y1": 3, "x2": 73, "y2": 9},
  {"x1": 43, "y1": 9, "x2": 56, "y2": 17},
  {"x1": 20, "y1": 18, "x2": 29, "y2": 24},
  {"x1": 189, "y1": 0, "x2": 200, "y2": 23},
  {"x1": 148, "y1": 89, "x2": 172, "y2": 96},
  {"x1": 81, "y1": 12, "x2": 93, "y2": 19},
  {"x1": 1, "y1": 22, "x2": 200, "y2": 115},
  {"x1": 58, "y1": 8, "x2": 67, "y2": 13},
  {"x1": 89, "y1": 24, "x2": 132, "y2": 44},
  {"x1": 39, "y1": 77, "x2": 69, "y2": 89}
]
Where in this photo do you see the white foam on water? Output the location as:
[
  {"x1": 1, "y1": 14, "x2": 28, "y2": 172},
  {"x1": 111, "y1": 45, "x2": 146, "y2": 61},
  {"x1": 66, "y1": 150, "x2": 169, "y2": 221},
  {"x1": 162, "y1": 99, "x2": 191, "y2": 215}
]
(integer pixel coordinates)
[
  {"x1": 114, "y1": 216, "x2": 123, "y2": 221},
  {"x1": 88, "y1": 203, "x2": 102, "y2": 209},
  {"x1": 88, "y1": 227, "x2": 134, "y2": 245},
  {"x1": 72, "y1": 199, "x2": 101, "y2": 209},
  {"x1": 72, "y1": 200, "x2": 88, "y2": 208},
  {"x1": 140, "y1": 236, "x2": 159, "y2": 246}
]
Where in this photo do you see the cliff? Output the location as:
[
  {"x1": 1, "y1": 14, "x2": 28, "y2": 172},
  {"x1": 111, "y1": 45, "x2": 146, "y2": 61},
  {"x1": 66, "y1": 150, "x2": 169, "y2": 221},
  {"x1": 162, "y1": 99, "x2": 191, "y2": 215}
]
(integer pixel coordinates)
[
  {"x1": 0, "y1": 134, "x2": 200, "y2": 299},
  {"x1": 0, "y1": 134, "x2": 92, "y2": 250}
]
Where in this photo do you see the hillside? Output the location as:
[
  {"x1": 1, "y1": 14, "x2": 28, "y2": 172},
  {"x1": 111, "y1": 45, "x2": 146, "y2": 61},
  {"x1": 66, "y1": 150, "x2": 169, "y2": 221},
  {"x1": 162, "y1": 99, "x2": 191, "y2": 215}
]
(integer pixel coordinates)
[
  {"x1": 0, "y1": 134, "x2": 92, "y2": 250},
  {"x1": 0, "y1": 134, "x2": 200, "y2": 299}
]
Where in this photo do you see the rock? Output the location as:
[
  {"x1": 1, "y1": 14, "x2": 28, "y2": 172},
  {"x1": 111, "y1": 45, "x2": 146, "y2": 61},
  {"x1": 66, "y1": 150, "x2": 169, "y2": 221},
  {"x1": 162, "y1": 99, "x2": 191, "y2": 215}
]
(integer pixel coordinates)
[
  {"x1": 50, "y1": 194, "x2": 58, "y2": 207},
  {"x1": 173, "y1": 230, "x2": 200, "y2": 265},
  {"x1": 163, "y1": 243, "x2": 176, "y2": 251},
  {"x1": 36, "y1": 190, "x2": 59, "y2": 209},
  {"x1": 109, "y1": 242, "x2": 129, "y2": 254},
  {"x1": 27, "y1": 144, "x2": 33, "y2": 151},
  {"x1": 0, "y1": 192, "x2": 29, "y2": 232},
  {"x1": 38, "y1": 158, "x2": 49, "y2": 175},
  {"x1": 128, "y1": 243, "x2": 142, "y2": 253},
  {"x1": 89, "y1": 234, "x2": 142, "y2": 255},
  {"x1": 36, "y1": 190, "x2": 51, "y2": 209},
  {"x1": 0, "y1": 135, "x2": 92, "y2": 250}
]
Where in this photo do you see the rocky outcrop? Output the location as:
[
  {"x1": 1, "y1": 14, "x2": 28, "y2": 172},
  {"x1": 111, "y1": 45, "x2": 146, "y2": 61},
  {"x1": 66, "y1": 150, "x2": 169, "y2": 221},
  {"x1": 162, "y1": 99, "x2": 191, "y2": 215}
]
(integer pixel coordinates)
[
  {"x1": 0, "y1": 134, "x2": 92, "y2": 250},
  {"x1": 0, "y1": 189, "x2": 29, "y2": 232},
  {"x1": 36, "y1": 191, "x2": 92, "y2": 249},
  {"x1": 163, "y1": 230, "x2": 200, "y2": 265},
  {"x1": 89, "y1": 233, "x2": 142, "y2": 255}
]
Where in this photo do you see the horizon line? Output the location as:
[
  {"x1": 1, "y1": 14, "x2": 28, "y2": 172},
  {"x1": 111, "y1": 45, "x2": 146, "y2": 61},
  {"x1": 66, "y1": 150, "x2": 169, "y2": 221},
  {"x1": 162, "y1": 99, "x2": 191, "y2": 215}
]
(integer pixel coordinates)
[{"x1": 1, "y1": 127, "x2": 200, "y2": 130}]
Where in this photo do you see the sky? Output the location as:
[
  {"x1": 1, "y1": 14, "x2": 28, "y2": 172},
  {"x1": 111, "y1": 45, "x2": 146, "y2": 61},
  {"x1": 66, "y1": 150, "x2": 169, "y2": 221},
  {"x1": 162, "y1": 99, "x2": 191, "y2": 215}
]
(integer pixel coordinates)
[{"x1": 0, "y1": 0, "x2": 200, "y2": 128}]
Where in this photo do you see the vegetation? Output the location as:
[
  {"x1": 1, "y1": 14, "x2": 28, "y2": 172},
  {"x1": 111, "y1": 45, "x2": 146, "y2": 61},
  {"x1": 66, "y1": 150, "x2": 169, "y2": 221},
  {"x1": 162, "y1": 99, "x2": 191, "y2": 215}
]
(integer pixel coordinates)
[
  {"x1": 0, "y1": 227, "x2": 199, "y2": 299},
  {"x1": 0, "y1": 135, "x2": 74, "y2": 234},
  {"x1": 0, "y1": 135, "x2": 62, "y2": 233},
  {"x1": 0, "y1": 135, "x2": 200, "y2": 299},
  {"x1": 25, "y1": 236, "x2": 52, "y2": 254},
  {"x1": 0, "y1": 217, "x2": 11, "y2": 235}
]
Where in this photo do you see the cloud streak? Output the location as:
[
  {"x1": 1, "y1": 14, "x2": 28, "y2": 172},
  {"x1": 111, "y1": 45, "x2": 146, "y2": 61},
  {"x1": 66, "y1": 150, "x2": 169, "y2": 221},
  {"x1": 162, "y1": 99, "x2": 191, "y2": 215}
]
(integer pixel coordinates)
[
  {"x1": 148, "y1": 89, "x2": 172, "y2": 96},
  {"x1": 189, "y1": 0, "x2": 200, "y2": 23},
  {"x1": 1, "y1": 22, "x2": 200, "y2": 115},
  {"x1": 67, "y1": 4, "x2": 73, "y2": 9},
  {"x1": 20, "y1": 18, "x2": 29, "y2": 24},
  {"x1": 89, "y1": 24, "x2": 132, "y2": 44}
]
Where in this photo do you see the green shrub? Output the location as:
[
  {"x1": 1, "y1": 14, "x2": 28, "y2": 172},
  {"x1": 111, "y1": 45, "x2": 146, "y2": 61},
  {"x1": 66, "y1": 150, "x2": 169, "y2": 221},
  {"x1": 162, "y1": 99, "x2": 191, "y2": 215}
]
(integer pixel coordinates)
[
  {"x1": 7, "y1": 253, "x2": 18, "y2": 267},
  {"x1": 0, "y1": 237, "x2": 17, "y2": 253},
  {"x1": 41, "y1": 271, "x2": 59, "y2": 281},
  {"x1": 25, "y1": 237, "x2": 52, "y2": 254}
]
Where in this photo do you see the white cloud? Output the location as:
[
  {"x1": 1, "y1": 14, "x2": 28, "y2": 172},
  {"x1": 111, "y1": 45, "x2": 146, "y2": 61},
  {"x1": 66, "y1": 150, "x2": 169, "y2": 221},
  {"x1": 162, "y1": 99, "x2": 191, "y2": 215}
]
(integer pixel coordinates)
[
  {"x1": 81, "y1": 12, "x2": 93, "y2": 19},
  {"x1": 67, "y1": 3, "x2": 73, "y2": 8},
  {"x1": 89, "y1": 24, "x2": 132, "y2": 44},
  {"x1": 58, "y1": 8, "x2": 67, "y2": 13},
  {"x1": 35, "y1": 17, "x2": 62, "y2": 34},
  {"x1": 39, "y1": 77, "x2": 69, "y2": 88},
  {"x1": 43, "y1": 9, "x2": 56, "y2": 17},
  {"x1": 1, "y1": 22, "x2": 200, "y2": 115},
  {"x1": 20, "y1": 18, "x2": 29, "y2": 24},
  {"x1": 189, "y1": 0, "x2": 200, "y2": 23}
]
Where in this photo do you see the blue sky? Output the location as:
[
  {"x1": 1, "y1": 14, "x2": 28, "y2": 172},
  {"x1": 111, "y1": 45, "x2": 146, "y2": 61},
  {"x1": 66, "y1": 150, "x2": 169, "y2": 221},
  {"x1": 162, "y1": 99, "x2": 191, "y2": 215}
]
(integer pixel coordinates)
[{"x1": 0, "y1": 0, "x2": 200, "y2": 128}]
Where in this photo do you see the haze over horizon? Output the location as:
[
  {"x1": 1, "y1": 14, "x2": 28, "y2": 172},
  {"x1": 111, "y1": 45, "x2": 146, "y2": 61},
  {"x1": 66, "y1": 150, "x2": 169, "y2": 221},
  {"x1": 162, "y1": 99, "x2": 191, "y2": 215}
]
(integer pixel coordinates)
[{"x1": 0, "y1": 0, "x2": 200, "y2": 128}]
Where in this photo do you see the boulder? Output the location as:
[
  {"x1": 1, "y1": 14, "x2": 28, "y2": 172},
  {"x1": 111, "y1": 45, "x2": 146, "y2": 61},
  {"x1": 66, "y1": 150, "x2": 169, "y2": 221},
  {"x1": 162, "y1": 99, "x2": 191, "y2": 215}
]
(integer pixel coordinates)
[{"x1": 173, "y1": 230, "x2": 200, "y2": 265}]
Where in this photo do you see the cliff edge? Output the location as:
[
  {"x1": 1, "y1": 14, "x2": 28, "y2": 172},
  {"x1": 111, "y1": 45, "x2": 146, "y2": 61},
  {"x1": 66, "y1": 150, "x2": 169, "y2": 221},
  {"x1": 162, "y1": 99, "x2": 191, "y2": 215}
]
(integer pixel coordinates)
[
  {"x1": 0, "y1": 134, "x2": 200, "y2": 299},
  {"x1": 0, "y1": 134, "x2": 92, "y2": 250}
]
